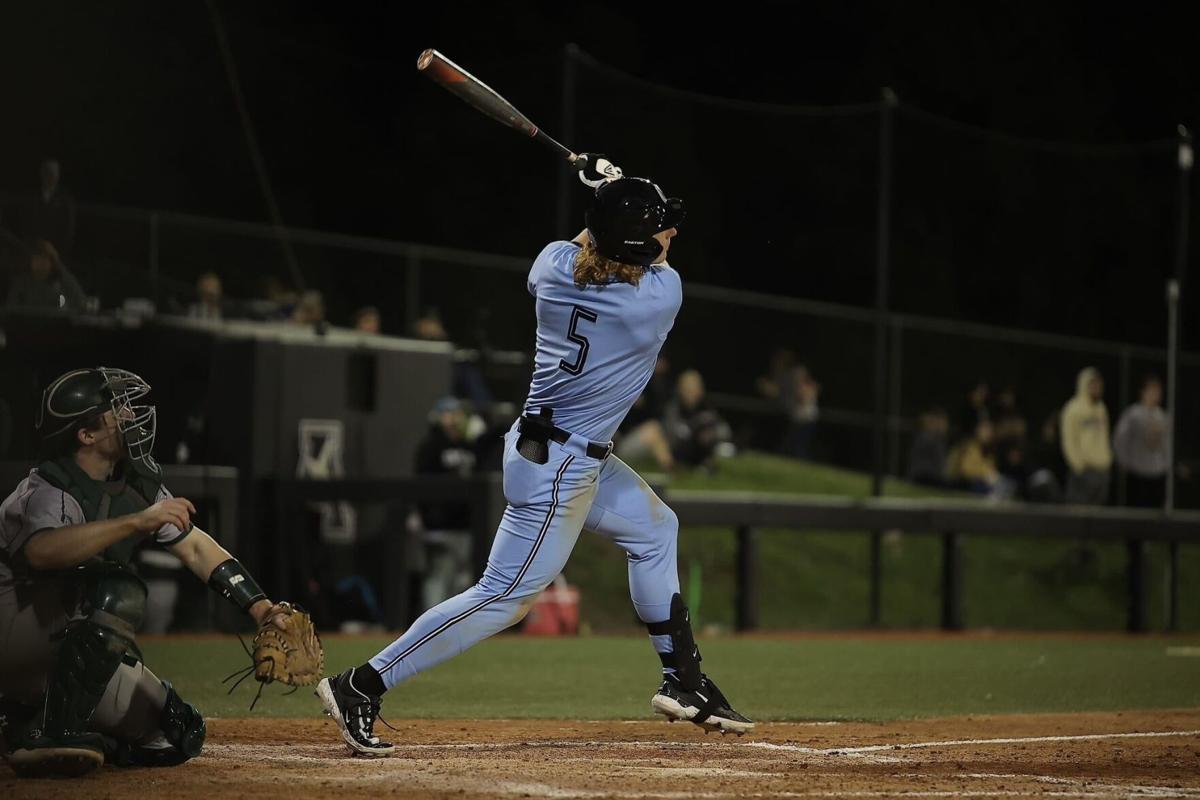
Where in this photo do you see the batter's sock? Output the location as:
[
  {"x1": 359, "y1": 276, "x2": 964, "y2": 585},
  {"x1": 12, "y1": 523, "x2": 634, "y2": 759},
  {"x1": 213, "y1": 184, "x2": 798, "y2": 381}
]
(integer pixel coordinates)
[
  {"x1": 351, "y1": 663, "x2": 386, "y2": 697},
  {"x1": 649, "y1": 634, "x2": 676, "y2": 676}
]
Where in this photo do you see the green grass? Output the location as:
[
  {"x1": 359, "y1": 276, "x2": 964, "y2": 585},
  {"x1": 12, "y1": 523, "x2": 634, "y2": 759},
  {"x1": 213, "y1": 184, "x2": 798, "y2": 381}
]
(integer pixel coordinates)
[
  {"x1": 664, "y1": 451, "x2": 962, "y2": 498},
  {"x1": 564, "y1": 452, "x2": 1200, "y2": 632},
  {"x1": 144, "y1": 635, "x2": 1200, "y2": 721}
]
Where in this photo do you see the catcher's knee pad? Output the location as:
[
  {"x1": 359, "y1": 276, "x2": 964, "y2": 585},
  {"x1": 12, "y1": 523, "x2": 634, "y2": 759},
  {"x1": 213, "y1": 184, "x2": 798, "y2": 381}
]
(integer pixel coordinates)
[
  {"x1": 158, "y1": 682, "x2": 205, "y2": 761},
  {"x1": 646, "y1": 593, "x2": 702, "y2": 691},
  {"x1": 82, "y1": 566, "x2": 148, "y2": 637},
  {"x1": 40, "y1": 568, "x2": 148, "y2": 739}
]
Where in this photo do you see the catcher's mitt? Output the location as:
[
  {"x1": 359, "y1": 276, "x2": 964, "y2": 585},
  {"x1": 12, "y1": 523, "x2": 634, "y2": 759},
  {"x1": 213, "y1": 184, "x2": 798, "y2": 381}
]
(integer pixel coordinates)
[{"x1": 252, "y1": 602, "x2": 324, "y2": 687}]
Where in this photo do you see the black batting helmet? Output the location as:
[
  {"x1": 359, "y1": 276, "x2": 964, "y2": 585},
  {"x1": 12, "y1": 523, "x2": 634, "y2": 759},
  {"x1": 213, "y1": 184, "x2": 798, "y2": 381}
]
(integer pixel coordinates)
[{"x1": 585, "y1": 177, "x2": 685, "y2": 267}]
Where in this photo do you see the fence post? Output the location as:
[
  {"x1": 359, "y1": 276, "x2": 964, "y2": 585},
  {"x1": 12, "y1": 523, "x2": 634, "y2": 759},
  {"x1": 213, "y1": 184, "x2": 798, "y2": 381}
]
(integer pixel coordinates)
[
  {"x1": 1117, "y1": 346, "x2": 1130, "y2": 506},
  {"x1": 556, "y1": 44, "x2": 580, "y2": 239},
  {"x1": 405, "y1": 250, "x2": 421, "y2": 335},
  {"x1": 1168, "y1": 540, "x2": 1180, "y2": 631},
  {"x1": 868, "y1": 531, "x2": 882, "y2": 627},
  {"x1": 940, "y1": 531, "x2": 963, "y2": 630},
  {"x1": 869, "y1": 90, "x2": 897, "y2": 628},
  {"x1": 148, "y1": 211, "x2": 161, "y2": 307},
  {"x1": 1126, "y1": 539, "x2": 1147, "y2": 633},
  {"x1": 1167, "y1": 125, "x2": 1191, "y2": 513},
  {"x1": 735, "y1": 525, "x2": 759, "y2": 631},
  {"x1": 887, "y1": 318, "x2": 904, "y2": 478},
  {"x1": 871, "y1": 88, "x2": 898, "y2": 498}
]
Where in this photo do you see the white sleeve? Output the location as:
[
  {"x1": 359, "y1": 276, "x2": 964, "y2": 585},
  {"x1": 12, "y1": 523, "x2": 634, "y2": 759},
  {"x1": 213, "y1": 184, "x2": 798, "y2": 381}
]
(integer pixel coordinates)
[
  {"x1": 151, "y1": 484, "x2": 192, "y2": 546},
  {"x1": 4, "y1": 478, "x2": 86, "y2": 554}
]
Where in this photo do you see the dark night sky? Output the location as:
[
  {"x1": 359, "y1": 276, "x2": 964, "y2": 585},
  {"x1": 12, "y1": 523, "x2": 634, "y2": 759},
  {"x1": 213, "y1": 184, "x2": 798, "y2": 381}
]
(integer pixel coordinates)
[{"x1": 3, "y1": 2, "x2": 1198, "y2": 348}]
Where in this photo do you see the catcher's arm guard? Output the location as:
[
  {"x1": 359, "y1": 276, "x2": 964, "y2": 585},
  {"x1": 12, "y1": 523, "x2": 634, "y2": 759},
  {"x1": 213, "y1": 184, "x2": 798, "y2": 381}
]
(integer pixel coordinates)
[{"x1": 208, "y1": 558, "x2": 267, "y2": 611}]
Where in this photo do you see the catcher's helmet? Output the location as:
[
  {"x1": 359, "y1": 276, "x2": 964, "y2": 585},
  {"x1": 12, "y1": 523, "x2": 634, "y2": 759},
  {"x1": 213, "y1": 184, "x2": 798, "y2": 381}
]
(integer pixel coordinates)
[
  {"x1": 37, "y1": 367, "x2": 158, "y2": 469},
  {"x1": 585, "y1": 177, "x2": 685, "y2": 267}
]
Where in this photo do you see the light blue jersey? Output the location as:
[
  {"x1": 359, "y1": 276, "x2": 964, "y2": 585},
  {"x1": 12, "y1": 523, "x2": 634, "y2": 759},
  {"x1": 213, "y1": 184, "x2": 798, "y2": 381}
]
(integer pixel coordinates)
[
  {"x1": 367, "y1": 238, "x2": 685, "y2": 694},
  {"x1": 523, "y1": 240, "x2": 682, "y2": 442}
]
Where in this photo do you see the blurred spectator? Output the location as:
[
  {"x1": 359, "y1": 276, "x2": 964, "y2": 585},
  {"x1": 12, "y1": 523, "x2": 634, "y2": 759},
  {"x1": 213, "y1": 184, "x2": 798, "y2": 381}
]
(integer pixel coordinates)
[
  {"x1": 1113, "y1": 374, "x2": 1169, "y2": 508},
  {"x1": 291, "y1": 289, "x2": 326, "y2": 327},
  {"x1": 413, "y1": 397, "x2": 479, "y2": 611},
  {"x1": 945, "y1": 419, "x2": 1012, "y2": 498},
  {"x1": 188, "y1": 271, "x2": 223, "y2": 321},
  {"x1": 413, "y1": 307, "x2": 449, "y2": 341},
  {"x1": 992, "y1": 385, "x2": 1022, "y2": 420},
  {"x1": 414, "y1": 397, "x2": 478, "y2": 529},
  {"x1": 1026, "y1": 412, "x2": 1066, "y2": 503},
  {"x1": 756, "y1": 348, "x2": 797, "y2": 401},
  {"x1": 353, "y1": 305, "x2": 382, "y2": 334},
  {"x1": 244, "y1": 275, "x2": 299, "y2": 321},
  {"x1": 907, "y1": 407, "x2": 949, "y2": 487},
  {"x1": 757, "y1": 350, "x2": 820, "y2": 459},
  {"x1": 957, "y1": 380, "x2": 990, "y2": 438},
  {"x1": 618, "y1": 356, "x2": 675, "y2": 471},
  {"x1": 0, "y1": 217, "x2": 26, "y2": 299},
  {"x1": 414, "y1": 307, "x2": 494, "y2": 411},
  {"x1": 993, "y1": 407, "x2": 1030, "y2": 492},
  {"x1": 416, "y1": 398, "x2": 478, "y2": 477},
  {"x1": 5, "y1": 239, "x2": 86, "y2": 311},
  {"x1": 25, "y1": 159, "x2": 76, "y2": 255},
  {"x1": 1060, "y1": 367, "x2": 1112, "y2": 505},
  {"x1": 781, "y1": 365, "x2": 820, "y2": 459},
  {"x1": 664, "y1": 369, "x2": 734, "y2": 470}
]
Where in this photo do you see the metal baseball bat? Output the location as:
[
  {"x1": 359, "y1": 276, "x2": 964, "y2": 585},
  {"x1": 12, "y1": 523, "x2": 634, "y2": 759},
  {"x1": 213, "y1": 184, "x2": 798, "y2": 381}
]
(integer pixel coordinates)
[{"x1": 416, "y1": 48, "x2": 578, "y2": 163}]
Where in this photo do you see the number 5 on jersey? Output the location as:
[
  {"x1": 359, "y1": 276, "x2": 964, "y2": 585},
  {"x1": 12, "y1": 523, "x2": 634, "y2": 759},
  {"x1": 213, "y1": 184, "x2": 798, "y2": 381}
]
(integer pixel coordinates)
[{"x1": 559, "y1": 305, "x2": 598, "y2": 376}]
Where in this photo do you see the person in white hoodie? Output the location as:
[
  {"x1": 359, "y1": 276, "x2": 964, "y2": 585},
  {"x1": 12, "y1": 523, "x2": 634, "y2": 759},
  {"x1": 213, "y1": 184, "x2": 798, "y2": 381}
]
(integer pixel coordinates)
[
  {"x1": 1060, "y1": 367, "x2": 1113, "y2": 505},
  {"x1": 1113, "y1": 375, "x2": 1170, "y2": 508}
]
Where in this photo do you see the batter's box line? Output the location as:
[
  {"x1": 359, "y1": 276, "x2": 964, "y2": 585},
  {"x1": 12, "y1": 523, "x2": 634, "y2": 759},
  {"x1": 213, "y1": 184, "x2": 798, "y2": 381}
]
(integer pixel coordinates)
[
  {"x1": 742, "y1": 729, "x2": 1200, "y2": 755},
  {"x1": 205, "y1": 729, "x2": 1200, "y2": 760},
  {"x1": 895, "y1": 773, "x2": 1200, "y2": 799}
]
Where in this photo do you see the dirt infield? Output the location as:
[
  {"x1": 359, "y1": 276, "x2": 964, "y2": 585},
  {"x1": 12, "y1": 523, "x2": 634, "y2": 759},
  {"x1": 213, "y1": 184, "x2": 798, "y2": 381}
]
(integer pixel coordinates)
[{"x1": 3, "y1": 709, "x2": 1197, "y2": 798}]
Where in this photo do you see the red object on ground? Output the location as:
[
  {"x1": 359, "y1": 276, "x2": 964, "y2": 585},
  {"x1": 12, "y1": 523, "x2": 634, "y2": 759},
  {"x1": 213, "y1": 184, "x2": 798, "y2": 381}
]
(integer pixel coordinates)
[{"x1": 523, "y1": 575, "x2": 580, "y2": 636}]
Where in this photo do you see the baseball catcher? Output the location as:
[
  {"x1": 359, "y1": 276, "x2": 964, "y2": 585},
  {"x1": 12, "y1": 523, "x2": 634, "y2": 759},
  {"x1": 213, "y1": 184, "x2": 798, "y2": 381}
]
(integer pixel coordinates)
[{"x1": 0, "y1": 367, "x2": 317, "y2": 778}]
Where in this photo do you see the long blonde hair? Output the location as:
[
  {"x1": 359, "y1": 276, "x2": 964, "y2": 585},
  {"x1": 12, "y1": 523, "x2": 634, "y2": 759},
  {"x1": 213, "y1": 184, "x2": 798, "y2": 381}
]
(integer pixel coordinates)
[{"x1": 573, "y1": 238, "x2": 645, "y2": 288}]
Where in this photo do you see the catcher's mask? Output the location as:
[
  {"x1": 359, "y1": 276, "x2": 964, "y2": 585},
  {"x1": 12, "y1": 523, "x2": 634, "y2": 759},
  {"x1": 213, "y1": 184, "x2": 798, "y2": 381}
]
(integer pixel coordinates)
[{"x1": 37, "y1": 367, "x2": 159, "y2": 471}]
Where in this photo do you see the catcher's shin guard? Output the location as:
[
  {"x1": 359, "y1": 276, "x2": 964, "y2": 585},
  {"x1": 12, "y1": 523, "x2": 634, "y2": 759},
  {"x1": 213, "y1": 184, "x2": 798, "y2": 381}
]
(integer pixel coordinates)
[
  {"x1": 8, "y1": 567, "x2": 146, "y2": 776},
  {"x1": 646, "y1": 593, "x2": 702, "y2": 690},
  {"x1": 159, "y1": 682, "x2": 205, "y2": 760},
  {"x1": 107, "y1": 682, "x2": 205, "y2": 767}
]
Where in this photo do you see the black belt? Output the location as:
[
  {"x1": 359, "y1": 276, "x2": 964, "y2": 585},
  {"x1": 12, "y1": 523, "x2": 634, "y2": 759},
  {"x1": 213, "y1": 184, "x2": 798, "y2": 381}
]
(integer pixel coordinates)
[
  {"x1": 520, "y1": 409, "x2": 612, "y2": 461},
  {"x1": 548, "y1": 425, "x2": 613, "y2": 460}
]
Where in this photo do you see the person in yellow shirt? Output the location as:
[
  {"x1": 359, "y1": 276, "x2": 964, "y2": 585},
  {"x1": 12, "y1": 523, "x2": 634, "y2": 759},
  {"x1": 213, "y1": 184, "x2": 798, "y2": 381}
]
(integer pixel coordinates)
[
  {"x1": 945, "y1": 419, "x2": 1011, "y2": 497},
  {"x1": 1060, "y1": 367, "x2": 1113, "y2": 505}
]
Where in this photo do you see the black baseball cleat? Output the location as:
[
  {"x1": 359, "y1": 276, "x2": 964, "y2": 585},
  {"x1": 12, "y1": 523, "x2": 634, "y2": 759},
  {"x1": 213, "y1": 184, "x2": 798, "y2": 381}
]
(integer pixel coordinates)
[
  {"x1": 651, "y1": 672, "x2": 755, "y2": 735},
  {"x1": 315, "y1": 668, "x2": 395, "y2": 757}
]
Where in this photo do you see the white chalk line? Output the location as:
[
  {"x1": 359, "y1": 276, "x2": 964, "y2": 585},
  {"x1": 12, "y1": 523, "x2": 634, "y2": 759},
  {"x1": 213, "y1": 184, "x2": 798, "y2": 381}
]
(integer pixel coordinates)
[
  {"x1": 897, "y1": 773, "x2": 1200, "y2": 798},
  {"x1": 1166, "y1": 646, "x2": 1200, "y2": 657},
  {"x1": 198, "y1": 743, "x2": 1200, "y2": 800},
  {"x1": 743, "y1": 728, "x2": 1200, "y2": 755},
  {"x1": 206, "y1": 728, "x2": 1200, "y2": 761}
]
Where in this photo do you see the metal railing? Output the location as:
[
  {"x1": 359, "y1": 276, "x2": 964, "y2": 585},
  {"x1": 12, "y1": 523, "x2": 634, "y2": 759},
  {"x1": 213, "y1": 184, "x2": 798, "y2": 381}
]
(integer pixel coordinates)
[{"x1": 3, "y1": 194, "x2": 1197, "y2": 499}]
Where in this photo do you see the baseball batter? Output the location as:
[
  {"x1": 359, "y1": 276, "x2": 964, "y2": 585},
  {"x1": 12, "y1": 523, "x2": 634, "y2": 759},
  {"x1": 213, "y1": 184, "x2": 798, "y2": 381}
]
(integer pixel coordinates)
[
  {"x1": 0, "y1": 368, "x2": 289, "y2": 777},
  {"x1": 318, "y1": 159, "x2": 753, "y2": 756}
]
